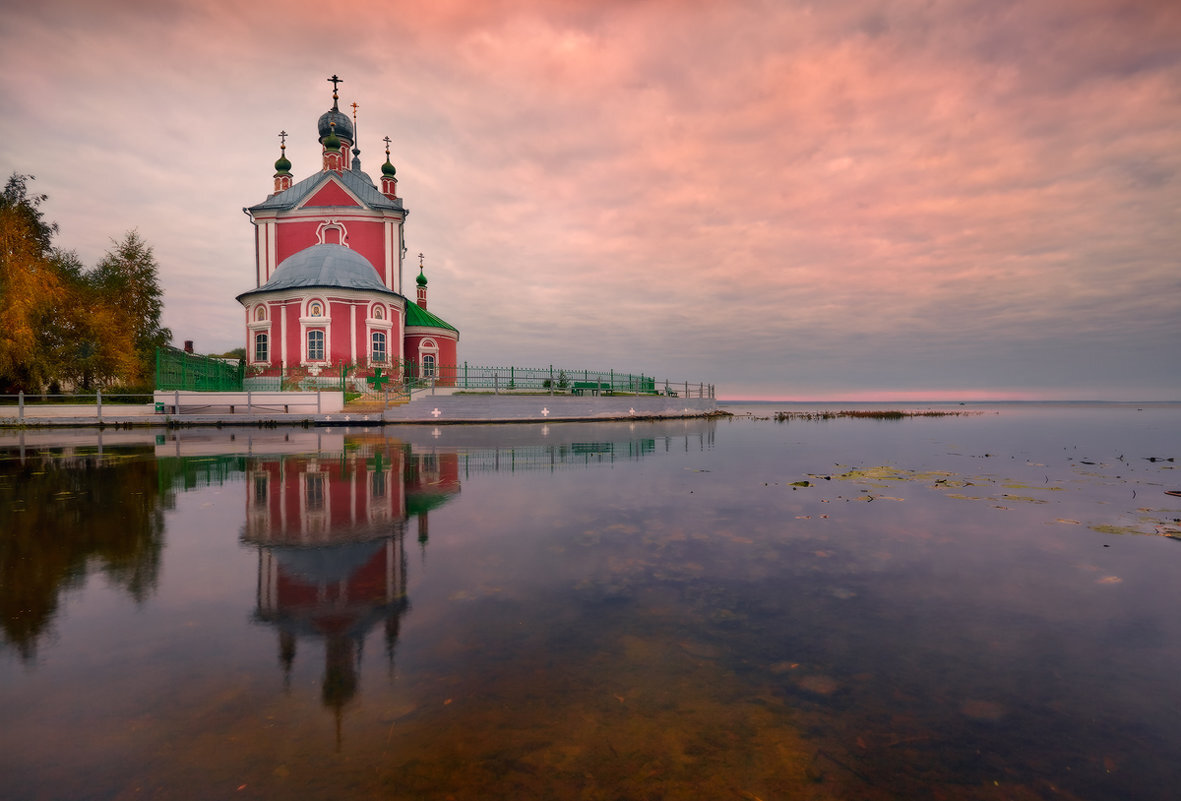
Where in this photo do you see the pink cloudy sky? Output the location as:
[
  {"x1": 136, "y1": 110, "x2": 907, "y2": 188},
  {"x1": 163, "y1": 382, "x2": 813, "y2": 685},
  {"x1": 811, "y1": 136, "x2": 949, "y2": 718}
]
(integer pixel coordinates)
[{"x1": 2, "y1": 0, "x2": 1178, "y2": 400}]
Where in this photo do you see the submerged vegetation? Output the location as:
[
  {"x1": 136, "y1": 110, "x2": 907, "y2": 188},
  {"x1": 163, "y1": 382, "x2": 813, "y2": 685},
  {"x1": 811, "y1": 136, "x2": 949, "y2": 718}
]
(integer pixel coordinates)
[{"x1": 772, "y1": 409, "x2": 983, "y2": 422}]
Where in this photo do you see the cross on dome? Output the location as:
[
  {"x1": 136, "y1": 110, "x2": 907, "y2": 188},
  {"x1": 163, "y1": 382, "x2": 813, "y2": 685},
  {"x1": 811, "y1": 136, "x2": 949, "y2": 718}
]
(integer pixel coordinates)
[{"x1": 327, "y1": 74, "x2": 343, "y2": 109}]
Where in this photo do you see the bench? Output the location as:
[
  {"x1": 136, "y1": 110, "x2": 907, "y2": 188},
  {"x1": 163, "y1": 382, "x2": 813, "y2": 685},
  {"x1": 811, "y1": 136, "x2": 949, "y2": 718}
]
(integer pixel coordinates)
[{"x1": 571, "y1": 381, "x2": 611, "y2": 396}]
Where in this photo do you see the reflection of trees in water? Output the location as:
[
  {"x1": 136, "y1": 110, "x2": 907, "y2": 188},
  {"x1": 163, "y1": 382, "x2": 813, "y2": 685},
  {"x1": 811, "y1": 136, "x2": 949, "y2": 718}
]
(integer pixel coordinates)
[{"x1": 0, "y1": 450, "x2": 166, "y2": 660}]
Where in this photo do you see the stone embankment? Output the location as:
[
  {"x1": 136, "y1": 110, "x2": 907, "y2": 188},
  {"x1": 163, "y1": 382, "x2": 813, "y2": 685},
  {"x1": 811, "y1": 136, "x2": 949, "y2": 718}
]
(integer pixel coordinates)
[{"x1": 1, "y1": 392, "x2": 719, "y2": 427}]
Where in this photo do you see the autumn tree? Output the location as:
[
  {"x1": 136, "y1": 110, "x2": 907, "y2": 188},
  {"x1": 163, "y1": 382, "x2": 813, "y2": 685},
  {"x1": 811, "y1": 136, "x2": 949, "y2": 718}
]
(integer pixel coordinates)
[
  {"x1": 0, "y1": 174, "x2": 173, "y2": 392},
  {"x1": 0, "y1": 174, "x2": 65, "y2": 392}
]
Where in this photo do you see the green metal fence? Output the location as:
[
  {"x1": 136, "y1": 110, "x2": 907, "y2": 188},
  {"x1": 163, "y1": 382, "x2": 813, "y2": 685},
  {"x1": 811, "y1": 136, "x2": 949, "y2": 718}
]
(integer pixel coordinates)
[
  {"x1": 444, "y1": 364, "x2": 710, "y2": 398},
  {"x1": 155, "y1": 348, "x2": 244, "y2": 392},
  {"x1": 231, "y1": 360, "x2": 713, "y2": 399}
]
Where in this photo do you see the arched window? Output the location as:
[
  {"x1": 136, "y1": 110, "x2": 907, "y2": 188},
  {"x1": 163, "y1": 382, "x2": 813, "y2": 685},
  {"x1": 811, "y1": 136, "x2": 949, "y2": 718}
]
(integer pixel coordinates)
[
  {"x1": 422, "y1": 353, "x2": 436, "y2": 377},
  {"x1": 307, "y1": 330, "x2": 325, "y2": 361},
  {"x1": 254, "y1": 332, "x2": 268, "y2": 363},
  {"x1": 308, "y1": 301, "x2": 324, "y2": 317},
  {"x1": 371, "y1": 331, "x2": 387, "y2": 363}
]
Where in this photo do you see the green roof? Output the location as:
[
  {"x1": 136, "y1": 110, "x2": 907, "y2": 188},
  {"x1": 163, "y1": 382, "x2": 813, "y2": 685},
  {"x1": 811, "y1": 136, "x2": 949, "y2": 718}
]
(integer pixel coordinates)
[{"x1": 405, "y1": 302, "x2": 458, "y2": 333}]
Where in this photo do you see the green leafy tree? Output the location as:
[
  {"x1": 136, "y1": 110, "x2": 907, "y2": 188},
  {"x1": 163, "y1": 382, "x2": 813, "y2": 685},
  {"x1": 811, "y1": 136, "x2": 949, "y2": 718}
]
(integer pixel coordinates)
[{"x1": 90, "y1": 231, "x2": 172, "y2": 387}]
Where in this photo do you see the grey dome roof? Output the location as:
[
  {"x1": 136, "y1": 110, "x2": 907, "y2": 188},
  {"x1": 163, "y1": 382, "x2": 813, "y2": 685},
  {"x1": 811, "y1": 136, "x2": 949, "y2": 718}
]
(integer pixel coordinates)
[
  {"x1": 237, "y1": 244, "x2": 397, "y2": 301},
  {"x1": 318, "y1": 108, "x2": 354, "y2": 143}
]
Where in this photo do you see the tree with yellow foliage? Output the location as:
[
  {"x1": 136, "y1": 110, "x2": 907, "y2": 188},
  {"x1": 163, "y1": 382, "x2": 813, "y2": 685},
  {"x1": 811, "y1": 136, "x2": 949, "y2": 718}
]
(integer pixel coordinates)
[
  {"x1": 0, "y1": 174, "x2": 65, "y2": 392},
  {"x1": 1, "y1": 174, "x2": 171, "y2": 393}
]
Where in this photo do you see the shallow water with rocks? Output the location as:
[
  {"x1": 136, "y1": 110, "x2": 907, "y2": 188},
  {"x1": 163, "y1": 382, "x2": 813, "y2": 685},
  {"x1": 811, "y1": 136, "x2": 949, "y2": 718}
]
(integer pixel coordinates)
[{"x1": 2, "y1": 403, "x2": 1179, "y2": 800}]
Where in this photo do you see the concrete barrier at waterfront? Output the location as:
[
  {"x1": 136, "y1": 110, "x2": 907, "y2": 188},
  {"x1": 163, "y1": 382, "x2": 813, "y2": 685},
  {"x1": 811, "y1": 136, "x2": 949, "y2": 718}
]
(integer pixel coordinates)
[
  {"x1": 2, "y1": 391, "x2": 716, "y2": 427},
  {"x1": 11, "y1": 404, "x2": 157, "y2": 419},
  {"x1": 152, "y1": 390, "x2": 344, "y2": 415},
  {"x1": 383, "y1": 394, "x2": 717, "y2": 423}
]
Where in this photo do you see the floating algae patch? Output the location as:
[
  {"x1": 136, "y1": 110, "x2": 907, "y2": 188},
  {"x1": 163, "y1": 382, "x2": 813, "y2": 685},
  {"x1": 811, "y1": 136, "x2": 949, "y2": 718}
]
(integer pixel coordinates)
[
  {"x1": 773, "y1": 409, "x2": 983, "y2": 421},
  {"x1": 1090, "y1": 513, "x2": 1181, "y2": 540},
  {"x1": 832, "y1": 465, "x2": 955, "y2": 488},
  {"x1": 1000, "y1": 495, "x2": 1048, "y2": 504}
]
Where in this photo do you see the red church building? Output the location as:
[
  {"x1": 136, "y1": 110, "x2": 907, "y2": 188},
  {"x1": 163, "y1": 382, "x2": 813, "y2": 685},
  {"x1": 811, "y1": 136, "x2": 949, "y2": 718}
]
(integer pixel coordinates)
[{"x1": 237, "y1": 77, "x2": 458, "y2": 385}]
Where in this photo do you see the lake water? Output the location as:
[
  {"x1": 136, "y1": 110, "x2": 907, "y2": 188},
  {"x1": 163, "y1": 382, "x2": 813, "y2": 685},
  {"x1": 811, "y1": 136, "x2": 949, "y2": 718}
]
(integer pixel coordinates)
[{"x1": 2, "y1": 403, "x2": 1180, "y2": 800}]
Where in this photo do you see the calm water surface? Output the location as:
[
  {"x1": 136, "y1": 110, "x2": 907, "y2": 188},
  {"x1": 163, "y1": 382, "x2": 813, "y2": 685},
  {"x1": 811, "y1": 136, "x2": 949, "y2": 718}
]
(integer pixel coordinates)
[{"x1": 2, "y1": 403, "x2": 1180, "y2": 800}]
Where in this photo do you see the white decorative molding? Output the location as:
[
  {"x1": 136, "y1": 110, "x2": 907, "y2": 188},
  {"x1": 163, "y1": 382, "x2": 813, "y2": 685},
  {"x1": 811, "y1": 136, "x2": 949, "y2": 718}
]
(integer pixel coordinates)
[{"x1": 316, "y1": 220, "x2": 349, "y2": 247}]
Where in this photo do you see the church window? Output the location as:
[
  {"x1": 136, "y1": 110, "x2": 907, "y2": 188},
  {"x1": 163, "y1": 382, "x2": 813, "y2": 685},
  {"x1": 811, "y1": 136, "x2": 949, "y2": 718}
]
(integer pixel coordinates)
[
  {"x1": 305, "y1": 473, "x2": 325, "y2": 511},
  {"x1": 422, "y1": 354, "x2": 436, "y2": 377},
  {"x1": 371, "y1": 331, "x2": 387, "y2": 363},
  {"x1": 307, "y1": 329, "x2": 325, "y2": 361},
  {"x1": 252, "y1": 474, "x2": 268, "y2": 507},
  {"x1": 254, "y1": 332, "x2": 268, "y2": 363}
]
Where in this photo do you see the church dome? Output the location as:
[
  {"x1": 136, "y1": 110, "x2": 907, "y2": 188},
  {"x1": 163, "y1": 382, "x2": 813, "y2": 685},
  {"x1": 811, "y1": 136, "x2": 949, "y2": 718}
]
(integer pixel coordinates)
[
  {"x1": 318, "y1": 109, "x2": 353, "y2": 143},
  {"x1": 237, "y1": 244, "x2": 396, "y2": 300}
]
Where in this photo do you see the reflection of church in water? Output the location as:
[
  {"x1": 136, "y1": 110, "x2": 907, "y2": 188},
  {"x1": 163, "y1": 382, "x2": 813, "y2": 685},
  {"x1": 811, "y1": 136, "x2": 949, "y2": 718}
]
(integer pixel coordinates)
[
  {"x1": 213, "y1": 420, "x2": 713, "y2": 731},
  {"x1": 241, "y1": 439, "x2": 460, "y2": 723}
]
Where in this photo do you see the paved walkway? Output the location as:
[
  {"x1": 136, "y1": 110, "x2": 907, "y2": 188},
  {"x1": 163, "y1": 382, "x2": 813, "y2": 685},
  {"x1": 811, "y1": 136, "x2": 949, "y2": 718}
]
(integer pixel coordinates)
[
  {"x1": 382, "y1": 394, "x2": 716, "y2": 423},
  {"x1": 1, "y1": 394, "x2": 717, "y2": 427}
]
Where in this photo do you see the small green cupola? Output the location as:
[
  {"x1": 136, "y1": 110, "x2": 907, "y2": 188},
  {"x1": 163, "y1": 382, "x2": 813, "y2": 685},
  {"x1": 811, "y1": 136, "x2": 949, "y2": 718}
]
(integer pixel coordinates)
[
  {"x1": 272, "y1": 130, "x2": 293, "y2": 193},
  {"x1": 274, "y1": 138, "x2": 292, "y2": 175},
  {"x1": 321, "y1": 119, "x2": 345, "y2": 172},
  {"x1": 380, "y1": 135, "x2": 398, "y2": 198},
  {"x1": 321, "y1": 121, "x2": 342, "y2": 152},
  {"x1": 415, "y1": 254, "x2": 428, "y2": 309}
]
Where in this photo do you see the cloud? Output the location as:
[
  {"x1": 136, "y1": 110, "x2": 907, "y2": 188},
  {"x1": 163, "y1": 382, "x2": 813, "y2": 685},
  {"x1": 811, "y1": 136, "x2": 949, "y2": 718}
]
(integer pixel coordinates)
[{"x1": 1, "y1": 0, "x2": 1178, "y2": 398}]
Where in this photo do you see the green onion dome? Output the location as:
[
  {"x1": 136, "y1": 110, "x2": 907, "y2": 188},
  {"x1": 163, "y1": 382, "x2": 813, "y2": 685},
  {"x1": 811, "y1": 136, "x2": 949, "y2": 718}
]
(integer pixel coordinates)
[
  {"x1": 322, "y1": 130, "x2": 341, "y2": 152},
  {"x1": 274, "y1": 153, "x2": 292, "y2": 175},
  {"x1": 416, "y1": 267, "x2": 428, "y2": 286},
  {"x1": 382, "y1": 158, "x2": 396, "y2": 178}
]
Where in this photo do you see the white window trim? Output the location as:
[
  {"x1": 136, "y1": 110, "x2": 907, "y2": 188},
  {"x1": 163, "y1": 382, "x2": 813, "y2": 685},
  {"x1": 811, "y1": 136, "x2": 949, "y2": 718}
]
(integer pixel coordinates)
[
  {"x1": 303, "y1": 296, "x2": 328, "y2": 318},
  {"x1": 369, "y1": 330, "x2": 390, "y2": 365},
  {"x1": 252, "y1": 331, "x2": 271, "y2": 365},
  {"x1": 303, "y1": 328, "x2": 328, "y2": 365},
  {"x1": 315, "y1": 220, "x2": 349, "y2": 247},
  {"x1": 247, "y1": 318, "x2": 272, "y2": 365}
]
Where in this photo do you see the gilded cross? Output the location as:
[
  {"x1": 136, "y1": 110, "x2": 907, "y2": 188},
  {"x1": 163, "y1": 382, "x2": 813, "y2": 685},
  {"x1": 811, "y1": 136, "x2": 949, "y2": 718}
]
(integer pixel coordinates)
[{"x1": 279, "y1": 130, "x2": 287, "y2": 147}]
